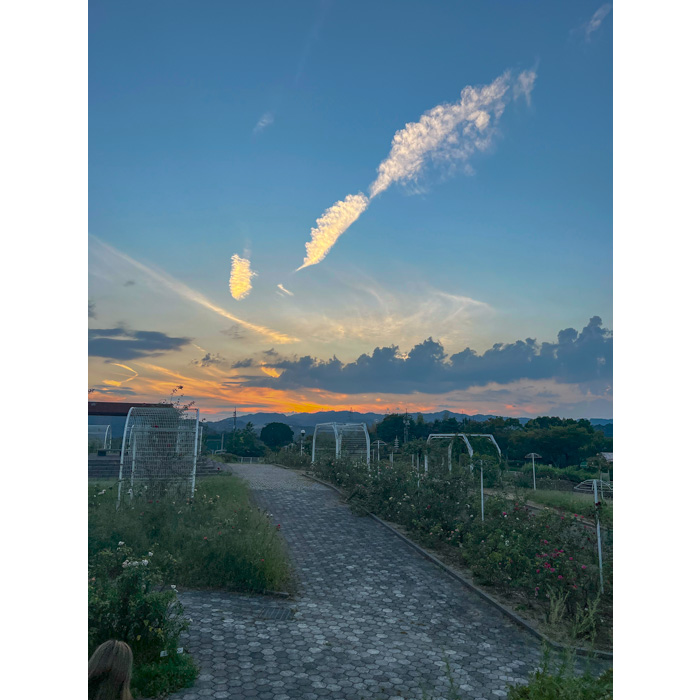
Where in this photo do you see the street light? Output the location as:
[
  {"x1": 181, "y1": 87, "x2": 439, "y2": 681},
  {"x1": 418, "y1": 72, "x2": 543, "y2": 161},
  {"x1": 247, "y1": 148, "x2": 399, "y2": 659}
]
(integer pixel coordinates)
[
  {"x1": 300, "y1": 429, "x2": 306, "y2": 455},
  {"x1": 525, "y1": 453, "x2": 542, "y2": 491}
]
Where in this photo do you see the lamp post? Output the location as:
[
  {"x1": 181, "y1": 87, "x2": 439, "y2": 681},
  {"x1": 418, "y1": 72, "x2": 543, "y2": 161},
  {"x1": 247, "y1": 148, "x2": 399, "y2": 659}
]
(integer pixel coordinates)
[
  {"x1": 300, "y1": 429, "x2": 305, "y2": 455},
  {"x1": 525, "y1": 453, "x2": 542, "y2": 491}
]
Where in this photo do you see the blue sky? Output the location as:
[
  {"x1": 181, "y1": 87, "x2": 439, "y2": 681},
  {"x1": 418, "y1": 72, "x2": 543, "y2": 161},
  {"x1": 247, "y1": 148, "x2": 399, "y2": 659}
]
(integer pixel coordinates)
[{"x1": 89, "y1": 0, "x2": 612, "y2": 419}]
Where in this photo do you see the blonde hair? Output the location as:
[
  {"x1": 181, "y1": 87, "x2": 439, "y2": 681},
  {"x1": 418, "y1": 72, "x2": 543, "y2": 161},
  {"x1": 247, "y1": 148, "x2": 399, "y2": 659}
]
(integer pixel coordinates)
[{"x1": 88, "y1": 640, "x2": 134, "y2": 700}]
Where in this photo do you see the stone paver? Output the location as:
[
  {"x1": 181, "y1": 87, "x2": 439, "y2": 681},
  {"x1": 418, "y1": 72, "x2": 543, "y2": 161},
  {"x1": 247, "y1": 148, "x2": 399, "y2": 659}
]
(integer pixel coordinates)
[{"x1": 170, "y1": 464, "x2": 608, "y2": 700}]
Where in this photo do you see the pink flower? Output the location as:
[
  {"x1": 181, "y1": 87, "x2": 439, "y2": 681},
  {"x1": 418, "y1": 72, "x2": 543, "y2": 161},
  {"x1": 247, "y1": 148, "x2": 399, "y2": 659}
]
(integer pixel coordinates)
[
  {"x1": 536, "y1": 569, "x2": 540, "y2": 574},
  {"x1": 581, "y1": 565, "x2": 587, "y2": 570},
  {"x1": 569, "y1": 557, "x2": 573, "y2": 560},
  {"x1": 558, "y1": 575, "x2": 563, "y2": 580}
]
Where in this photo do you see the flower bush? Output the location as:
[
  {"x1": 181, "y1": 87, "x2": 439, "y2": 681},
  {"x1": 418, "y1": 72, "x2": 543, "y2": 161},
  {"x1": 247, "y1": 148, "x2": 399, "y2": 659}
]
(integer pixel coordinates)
[{"x1": 88, "y1": 544, "x2": 188, "y2": 663}]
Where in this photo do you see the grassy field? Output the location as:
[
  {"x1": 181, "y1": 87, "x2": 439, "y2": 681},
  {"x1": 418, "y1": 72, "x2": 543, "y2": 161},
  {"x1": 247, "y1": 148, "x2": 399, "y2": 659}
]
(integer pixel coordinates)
[
  {"x1": 518, "y1": 488, "x2": 613, "y2": 528},
  {"x1": 89, "y1": 475, "x2": 291, "y2": 592}
]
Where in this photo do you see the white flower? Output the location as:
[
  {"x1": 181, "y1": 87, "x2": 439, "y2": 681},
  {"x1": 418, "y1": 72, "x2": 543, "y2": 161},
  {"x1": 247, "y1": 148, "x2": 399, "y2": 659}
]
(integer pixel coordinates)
[
  {"x1": 141, "y1": 559, "x2": 149, "y2": 566},
  {"x1": 118, "y1": 541, "x2": 125, "y2": 546},
  {"x1": 148, "y1": 552, "x2": 154, "y2": 556},
  {"x1": 171, "y1": 584, "x2": 177, "y2": 589}
]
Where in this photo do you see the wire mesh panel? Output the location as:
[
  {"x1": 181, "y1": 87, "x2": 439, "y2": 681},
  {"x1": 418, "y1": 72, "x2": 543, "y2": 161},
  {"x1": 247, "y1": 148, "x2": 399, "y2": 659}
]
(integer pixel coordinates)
[
  {"x1": 312, "y1": 422, "x2": 370, "y2": 465},
  {"x1": 118, "y1": 406, "x2": 200, "y2": 506},
  {"x1": 88, "y1": 424, "x2": 112, "y2": 451},
  {"x1": 339, "y1": 423, "x2": 370, "y2": 464}
]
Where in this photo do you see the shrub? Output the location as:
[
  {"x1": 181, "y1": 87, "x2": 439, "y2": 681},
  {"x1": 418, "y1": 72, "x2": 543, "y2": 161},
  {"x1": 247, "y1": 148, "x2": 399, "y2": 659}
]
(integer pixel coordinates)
[
  {"x1": 88, "y1": 544, "x2": 188, "y2": 663},
  {"x1": 132, "y1": 655, "x2": 198, "y2": 698},
  {"x1": 507, "y1": 652, "x2": 612, "y2": 700}
]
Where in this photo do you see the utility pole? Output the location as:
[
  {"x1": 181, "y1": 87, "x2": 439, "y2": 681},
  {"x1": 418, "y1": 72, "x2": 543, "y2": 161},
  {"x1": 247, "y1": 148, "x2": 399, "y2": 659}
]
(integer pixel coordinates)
[
  {"x1": 233, "y1": 407, "x2": 237, "y2": 433},
  {"x1": 403, "y1": 411, "x2": 410, "y2": 445}
]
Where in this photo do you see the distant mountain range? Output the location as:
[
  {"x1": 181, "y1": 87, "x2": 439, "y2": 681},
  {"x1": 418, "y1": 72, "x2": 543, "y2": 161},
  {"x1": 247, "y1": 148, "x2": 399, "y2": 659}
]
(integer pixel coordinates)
[{"x1": 203, "y1": 410, "x2": 612, "y2": 436}]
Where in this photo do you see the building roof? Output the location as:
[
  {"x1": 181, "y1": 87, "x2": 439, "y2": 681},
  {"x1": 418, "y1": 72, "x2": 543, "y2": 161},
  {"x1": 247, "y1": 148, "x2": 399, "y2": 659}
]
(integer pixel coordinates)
[
  {"x1": 88, "y1": 401, "x2": 167, "y2": 416},
  {"x1": 599, "y1": 452, "x2": 613, "y2": 462}
]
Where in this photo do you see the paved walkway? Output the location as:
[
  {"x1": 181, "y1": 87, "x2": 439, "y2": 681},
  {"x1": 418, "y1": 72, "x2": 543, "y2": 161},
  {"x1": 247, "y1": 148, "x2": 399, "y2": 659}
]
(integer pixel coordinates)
[{"x1": 170, "y1": 464, "x2": 604, "y2": 700}]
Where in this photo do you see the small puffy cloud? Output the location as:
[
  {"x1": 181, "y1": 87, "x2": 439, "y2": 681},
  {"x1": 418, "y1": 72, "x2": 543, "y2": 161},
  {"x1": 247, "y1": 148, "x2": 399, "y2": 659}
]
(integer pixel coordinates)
[
  {"x1": 89, "y1": 327, "x2": 191, "y2": 360},
  {"x1": 237, "y1": 317, "x2": 612, "y2": 395},
  {"x1": 192, "y1": 352, "x2": 226, "y2": 368},
  {"x1": 253, "y1": 112, "x2": 274, "y2": 134},
  {"x1": 124, "y1": 279, "x2": 136, "y2": 287},
  {"x1": 231, "y1": 358, "x2": 254, "y2": 369}
]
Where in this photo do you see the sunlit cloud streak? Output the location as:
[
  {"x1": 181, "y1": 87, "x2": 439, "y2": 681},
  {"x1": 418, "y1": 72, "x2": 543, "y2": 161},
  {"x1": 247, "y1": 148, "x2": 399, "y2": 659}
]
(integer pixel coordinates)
[
  {"x1": 296, "y1": 193, "x2": 369, "y2": 270},
  {"x1": 277, "y1": 284, "x2": 294, "y2": 296},
  {"x1": 229, "y1": 254, "x2": 257, "y2": 300},
  {"x1": 297, "y1": 69, "x2": 536, "y2": 270},
  {"x1": 103, "y1": 363, "x2": 139, "y2": 387},
  {"x1": 91, "y1": 237, "x2": 298, "y2": 344}
]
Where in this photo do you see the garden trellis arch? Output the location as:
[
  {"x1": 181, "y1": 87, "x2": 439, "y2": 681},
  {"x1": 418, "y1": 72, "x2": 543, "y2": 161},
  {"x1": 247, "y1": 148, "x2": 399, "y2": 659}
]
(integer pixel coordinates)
[
  {"x1": 117, "y1": 405, "x2": 200, "y2": 506},
  {"x1": 426, "y1": 433, "x2": 502, "y2": 472},
  {"x1": 88, "y1": 424, "x2": 112, "y2": 451},
  {"x1": 312, "y1": 422, "x2": 370, "y2": 465}
]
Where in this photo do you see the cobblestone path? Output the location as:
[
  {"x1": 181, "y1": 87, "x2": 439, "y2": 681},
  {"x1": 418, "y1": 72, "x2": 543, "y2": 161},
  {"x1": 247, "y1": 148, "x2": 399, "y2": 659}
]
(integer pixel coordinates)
[{"x1": 170, "y1": 464, "x2": 601, "y2": 700}]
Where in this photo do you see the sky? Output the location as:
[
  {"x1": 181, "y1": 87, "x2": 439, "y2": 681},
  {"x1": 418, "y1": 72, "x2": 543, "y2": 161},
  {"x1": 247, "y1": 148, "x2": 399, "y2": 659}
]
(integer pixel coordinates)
[{"x1": 89, "y1": 0, "x2": 612, "y2": 420}]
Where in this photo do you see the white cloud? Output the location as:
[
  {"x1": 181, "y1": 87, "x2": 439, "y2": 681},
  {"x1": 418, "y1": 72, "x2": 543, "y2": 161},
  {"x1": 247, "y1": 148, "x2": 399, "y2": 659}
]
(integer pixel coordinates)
[
  {"x1": 296, "y1": 69, "x2": 537, "y2": 270},
  {"x1": 296, "y1": 193, "x2": 370, "y2": 270},
  {"x1": 229, "y1": 254, "x2": 257, "y2": 300}
]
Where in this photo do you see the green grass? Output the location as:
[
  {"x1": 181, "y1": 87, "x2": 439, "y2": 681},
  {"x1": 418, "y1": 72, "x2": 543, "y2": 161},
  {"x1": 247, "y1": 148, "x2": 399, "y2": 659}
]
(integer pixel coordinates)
[
  {"x1": 521, "y1": 489, "x2": 613, "y2": 528},
  {"x1": 89, "y1": 475, "x2": 291, "y2": 593}
]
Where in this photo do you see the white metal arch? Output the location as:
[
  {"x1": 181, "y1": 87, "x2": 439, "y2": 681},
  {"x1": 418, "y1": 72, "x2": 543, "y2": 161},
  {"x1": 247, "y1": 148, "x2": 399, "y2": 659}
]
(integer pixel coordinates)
[
  {"x1": 88, "y1": 424, "x2": 112, "y2": 450},
  {"x1": 426, "y1": 433, "x2": 502, "y2": 472},
  {"x1": 312, "y1": 422, "x2": 370, "y2": 465},
  {"x1": 427, "y1": 433, "x2": 473, "y2": 472},
  {"x1": 465, "y1": 434, "x2": 502, "y2": 459}
]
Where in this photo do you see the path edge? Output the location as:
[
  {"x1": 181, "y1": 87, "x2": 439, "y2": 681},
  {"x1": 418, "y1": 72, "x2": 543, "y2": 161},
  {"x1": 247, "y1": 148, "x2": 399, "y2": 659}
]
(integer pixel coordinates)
[{"x1": 277, "y1": 466, "x2": 612, "y2": 662}]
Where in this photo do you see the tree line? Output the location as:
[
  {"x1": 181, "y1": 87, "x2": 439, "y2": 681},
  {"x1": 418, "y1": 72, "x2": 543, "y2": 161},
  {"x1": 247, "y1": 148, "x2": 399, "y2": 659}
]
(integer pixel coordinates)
[{"x1": 202, "y1": 413, "x2": 612, "y2": 468}]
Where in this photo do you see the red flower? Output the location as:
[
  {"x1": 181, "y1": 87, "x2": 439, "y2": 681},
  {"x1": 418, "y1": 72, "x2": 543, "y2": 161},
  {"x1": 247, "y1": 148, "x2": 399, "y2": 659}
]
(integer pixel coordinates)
[{"x1": 204, "y1": 537, "x2": 208, "y2": 540}]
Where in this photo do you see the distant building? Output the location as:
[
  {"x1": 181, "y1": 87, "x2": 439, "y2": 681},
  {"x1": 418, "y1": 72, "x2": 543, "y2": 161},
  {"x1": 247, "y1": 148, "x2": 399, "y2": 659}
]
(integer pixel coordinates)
[
  {"x1": 599, "y1": 452, "x2": 613, "y2": 463},
  {"x1": 88, "y1": 401, "x2": 166, "y2": 443}
]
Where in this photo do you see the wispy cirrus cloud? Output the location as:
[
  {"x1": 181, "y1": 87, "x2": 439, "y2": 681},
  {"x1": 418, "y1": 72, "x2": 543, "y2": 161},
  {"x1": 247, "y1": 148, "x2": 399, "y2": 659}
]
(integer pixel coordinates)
[
  {"x1": 229, "y1": 254, "x2": 257, "y2": 300},
  {"x1": 584, "y1": 4, "x2": 612, "y2": 40},
  {"x1": 253, "y1": 111, "x2": 274, "y2": 134},
  {"x1": 277, "y1": 284, "x2": 294, "y2": 297},
  {"x1": 296, "y1": 69, "x2": 536, "y2": 271}
]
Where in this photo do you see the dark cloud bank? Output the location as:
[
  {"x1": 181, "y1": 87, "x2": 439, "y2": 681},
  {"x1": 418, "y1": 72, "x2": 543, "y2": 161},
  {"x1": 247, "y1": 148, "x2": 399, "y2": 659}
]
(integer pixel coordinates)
[
  {"x1": 89, "y1": 328, "x2": 191, "y2": 360},
  {"x1": 239, "y1": 317, "x2": 612, "y2": 394}
]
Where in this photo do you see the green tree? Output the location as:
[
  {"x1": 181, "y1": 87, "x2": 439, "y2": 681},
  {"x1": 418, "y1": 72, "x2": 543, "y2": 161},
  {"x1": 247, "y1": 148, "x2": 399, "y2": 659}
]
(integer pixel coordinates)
[
  {"x1": 376, "y1": 414, "x2": 415, "y2": 444},
  {"x1": 260, "y1": 422, "x2": 294, "y2": 450},
  {"x1": 225, "y1": 422, "x2": 265, "y2": 457}
]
